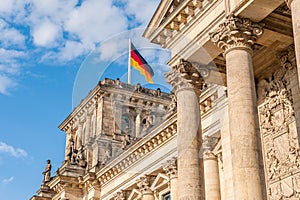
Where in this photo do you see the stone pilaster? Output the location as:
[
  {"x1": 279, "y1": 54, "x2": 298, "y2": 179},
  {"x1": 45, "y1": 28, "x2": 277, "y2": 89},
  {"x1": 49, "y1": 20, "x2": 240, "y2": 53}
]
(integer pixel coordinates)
[
  {"x1": 85, "y1": 113, "x2": 92, "y2": 144},
  {"x1": 114, "y1": 101, "x2": 122, "y2": 134},
  {"x1": 165, "y1": 59, "x2": 207, "y2": 200},
  {"x1": 137, "y1": 176, "x2": 154, "y2": 200},
  {"x1": 210, "y1": 14, "x2": 264, "y2": 200},
  {"x1": 135, "y1": 108, "x2": 142, "y2": 137},
  {"x1": 76, "y1": 122, "x2": 83, "y2": 149},
  {"x1": 163, "y1": 157, "x2": 178, "y2": 200},
  {"x1": 286, "y1": 0, "x2": 300, "y2": 88},
  {"x1": 202, "y1": 136, "x2": 221, "y2": 200}
]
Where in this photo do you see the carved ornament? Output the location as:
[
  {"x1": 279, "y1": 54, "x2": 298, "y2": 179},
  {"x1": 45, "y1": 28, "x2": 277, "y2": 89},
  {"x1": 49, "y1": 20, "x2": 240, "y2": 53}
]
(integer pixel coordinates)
[
  {"x1": 163, "y1": 157, "x2": 177, "y2": 179},
  {"x1": 165, "y1": 59, "x2": 208, "y2": 95},
  {"x1": 210, "y1": 14, "x2": 263, "y2": 54}
]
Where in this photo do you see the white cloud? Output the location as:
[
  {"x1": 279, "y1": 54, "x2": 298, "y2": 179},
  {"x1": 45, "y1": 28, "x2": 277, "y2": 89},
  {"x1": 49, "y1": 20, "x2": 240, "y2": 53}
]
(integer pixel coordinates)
[
  {"x1": 2, "y1": 176, "x2": 14, "y2": 184},
  {"x1": 0, "y1": 0, "x2": 164, "y2": 94},
  {"x1": 0, "y1": 75, "x2": 16, "y2": 95},
  {"x1": 0, "y1": 142, "x2": 28, "y2": 158},
  {"x1": 32, "y1": 19, "x2": 60, "y2": 47},
  {"x1": 123, "y1": 0, "x2": 159, "y2": 26},
  {"x1": 60, "y1": 40, "x2": 92, "y2": 61},
  {"x1": 0, "y1": 0, "x2": 15, "y2": 13},
  {"x1": 65, "y1": 0, "x2": 127, "y2": 46},
  {"x1": 0, "y1": 19, "x2": 26, "y2": 47}
]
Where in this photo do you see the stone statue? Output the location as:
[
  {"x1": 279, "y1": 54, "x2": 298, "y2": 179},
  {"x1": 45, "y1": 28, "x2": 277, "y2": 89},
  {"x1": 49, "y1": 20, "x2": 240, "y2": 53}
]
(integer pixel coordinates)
[
  {"x1": 135, "y1": 83, "x2": 143, "y2": 92},
  {"x1": 65, "y1": 138, "x2": 75, "y2": 162},
  {"x1": 122, "y1": 134, "x2": 131, "y2": 149},
  {"x1": 42, "y1": 160, "x2": 51, "y2": 183},
  {"x1": 76, "y1": 145, "x2": 87, "y2": 167},
  {"x1": 142, "y1": 114, "x2": 153, "y2": 132},
  {"x1": 101, "y1": 149, "x2": 112, "y2": 165}
]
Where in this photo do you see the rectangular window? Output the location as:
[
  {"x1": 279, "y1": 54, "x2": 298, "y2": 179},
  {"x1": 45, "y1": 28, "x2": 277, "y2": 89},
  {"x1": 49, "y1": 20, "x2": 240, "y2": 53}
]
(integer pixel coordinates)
[{"x1": 163, "y1": 192, "x2": 170, "y2": 200}]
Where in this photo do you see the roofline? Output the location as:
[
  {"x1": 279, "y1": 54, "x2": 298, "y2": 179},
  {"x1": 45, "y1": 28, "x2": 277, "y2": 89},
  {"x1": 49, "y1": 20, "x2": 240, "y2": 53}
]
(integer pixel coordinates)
[{"x1": 143, "y1": 0, "x2": 171, "y2": 38}]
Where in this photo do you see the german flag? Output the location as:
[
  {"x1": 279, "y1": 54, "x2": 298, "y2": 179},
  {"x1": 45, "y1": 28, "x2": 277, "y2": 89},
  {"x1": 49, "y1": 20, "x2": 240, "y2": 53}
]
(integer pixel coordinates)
[{"x1": 130, "y1": 43, "x2": 154, "y2": 84}]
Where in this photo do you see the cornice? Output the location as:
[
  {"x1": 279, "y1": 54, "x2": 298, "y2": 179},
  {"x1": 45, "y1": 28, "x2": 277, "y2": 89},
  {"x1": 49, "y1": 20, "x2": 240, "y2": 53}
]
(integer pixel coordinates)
[{"x1": 144, "y1": 0, "x2": 218, "y2": 47}]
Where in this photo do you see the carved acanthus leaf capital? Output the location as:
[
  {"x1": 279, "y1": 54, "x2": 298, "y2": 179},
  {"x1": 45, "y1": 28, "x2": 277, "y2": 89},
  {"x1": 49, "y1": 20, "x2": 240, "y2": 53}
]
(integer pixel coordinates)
[
  {"x1": 114, "y1": 191, "x2": 125, "y2": 200},
  {"x1": 210, "y1": 14, "x2": 263, "y2": 54},
  {"x1": 163, "y1": 157, "x2": 177, "y2": 179},
  {"x1": 165, "y1": 59, "x2": 208, "y2": 94},
  {"x1": 137, "y1": 176, "x2": 152, "y2": 194},
  {"x1": 202, "y1": 135, "x2": 219, "y2": 160}
]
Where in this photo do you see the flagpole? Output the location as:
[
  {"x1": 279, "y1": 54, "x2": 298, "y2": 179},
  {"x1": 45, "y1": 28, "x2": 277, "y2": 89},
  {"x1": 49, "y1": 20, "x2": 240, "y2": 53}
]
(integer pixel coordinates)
[{"x1": 128, "y1": 39, "x2": 131, "y2": 84}]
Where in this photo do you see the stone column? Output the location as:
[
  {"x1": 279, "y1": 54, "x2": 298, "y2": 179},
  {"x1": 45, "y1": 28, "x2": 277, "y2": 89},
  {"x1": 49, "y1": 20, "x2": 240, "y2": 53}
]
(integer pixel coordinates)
[
  {"x1": 163, "y1": 157, "x2": 178, "y2": 200},
  {"x1": 202, "y1": 136, "x2": 221, "y2": 200},
  {"x1": 137, "y1": 176, "x2": 154, "y2": 200},
  {"x1": 165, "y1": 59, "x2": 206, "y2": 200},
  {"x1": 210, "y1": 15, "x2": 264, "y2": 200},
  {"x1": 286, "y1": 0, "x2": 300, "y2": 87}
]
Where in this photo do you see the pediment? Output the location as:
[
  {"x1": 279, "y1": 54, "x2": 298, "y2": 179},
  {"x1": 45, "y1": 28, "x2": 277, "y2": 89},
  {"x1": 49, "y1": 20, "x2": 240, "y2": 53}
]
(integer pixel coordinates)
[
  {"x1": 150, "y1": 173, "x2": 169, "y2": 191},
  {"x1": 127, "y1": 189, "x2": 142, "y2": 200},
  {"x1": 212, "y1": 138, "x2": 222, "y2": 155}
]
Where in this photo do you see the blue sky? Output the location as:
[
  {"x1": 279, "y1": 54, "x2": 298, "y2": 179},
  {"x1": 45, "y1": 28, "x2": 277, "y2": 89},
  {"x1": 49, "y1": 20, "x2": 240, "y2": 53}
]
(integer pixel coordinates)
[{"x1": 0, "y1": 0, "x2": 171, "y2": 199}]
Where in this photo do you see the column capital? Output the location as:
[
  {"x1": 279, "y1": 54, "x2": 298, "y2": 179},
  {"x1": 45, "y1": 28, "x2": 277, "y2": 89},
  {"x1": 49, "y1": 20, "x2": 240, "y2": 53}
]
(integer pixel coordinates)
[
  {"x1": 137, "y1": 176, "x2": 153, "y2": 195},
  {"x1": 210, "y1": 14, "x2": 263, "y2": 55},
  {"x1": 202, "y1": 135, "x2": 219, "y2": 160},
  {"x1": 165, "y1": 59, "x2": 208, "y2": 95},
  {"x1": 163, "y1": 157, "x2": 178, "y2": 179},
  {"x1": 114, "y1": 191, "x2": 125, "y2": 200}
]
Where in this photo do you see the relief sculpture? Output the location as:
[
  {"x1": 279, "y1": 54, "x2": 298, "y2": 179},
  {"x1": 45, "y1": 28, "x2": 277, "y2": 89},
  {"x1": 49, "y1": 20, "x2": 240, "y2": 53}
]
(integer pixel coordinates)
[{"x1": 258, "y1": 45, "x2": 300, "y2": 199}]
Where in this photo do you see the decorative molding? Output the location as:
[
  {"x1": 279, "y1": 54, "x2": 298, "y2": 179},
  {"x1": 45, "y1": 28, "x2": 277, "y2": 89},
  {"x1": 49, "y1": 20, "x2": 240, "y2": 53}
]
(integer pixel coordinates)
[{"x1": 210, "y1": 14, "x2": 263, "y2": 55}]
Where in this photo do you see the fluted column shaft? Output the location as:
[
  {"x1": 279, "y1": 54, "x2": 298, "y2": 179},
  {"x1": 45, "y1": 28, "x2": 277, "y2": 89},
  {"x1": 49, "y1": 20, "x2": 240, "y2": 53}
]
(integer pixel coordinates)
[
  {"x1": 210, "y1": 15, "x2": 264, "y2": 200},
  {"x1": 165, "y1": 59, "x2": 206, "y2": 200}
]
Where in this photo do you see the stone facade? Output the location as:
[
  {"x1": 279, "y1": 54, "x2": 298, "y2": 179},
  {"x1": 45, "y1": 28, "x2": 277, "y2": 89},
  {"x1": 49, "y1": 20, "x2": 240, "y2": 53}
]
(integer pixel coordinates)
[{"x1": 31, "y1": 0, "x2": 300, "y2": 200}]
